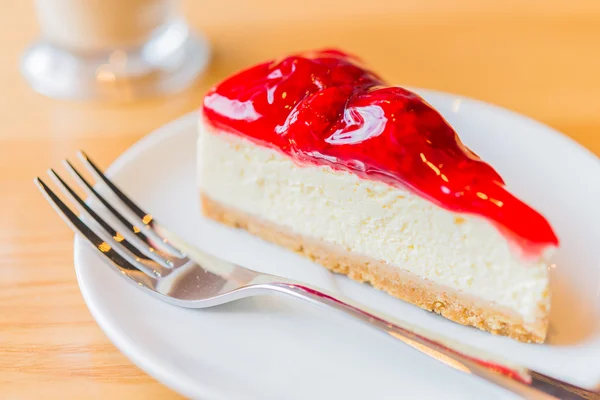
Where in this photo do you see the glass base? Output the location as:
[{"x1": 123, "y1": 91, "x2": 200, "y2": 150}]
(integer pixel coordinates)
[{"x1": 20, "y1": 20, "x2": 210, "y2": 101}]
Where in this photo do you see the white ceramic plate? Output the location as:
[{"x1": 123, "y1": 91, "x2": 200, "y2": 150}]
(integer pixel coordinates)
[{"x1": 74, "y1": 89, "x2": 600, "y2": 400}]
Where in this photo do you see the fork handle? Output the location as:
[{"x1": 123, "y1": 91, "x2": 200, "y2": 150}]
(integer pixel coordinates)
[{"x1": 263, "y1": 282, "x2": 598, "y2": 400}]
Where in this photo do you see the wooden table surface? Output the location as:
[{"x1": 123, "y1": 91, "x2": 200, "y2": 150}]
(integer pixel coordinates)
[{"x1": 2, "y1": 1, "x2": 600, "y2": 398}]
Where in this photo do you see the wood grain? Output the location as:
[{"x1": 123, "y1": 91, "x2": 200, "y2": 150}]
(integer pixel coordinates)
[{"x1": 1, "y1": 1, "x2": 599, "y2": 398}]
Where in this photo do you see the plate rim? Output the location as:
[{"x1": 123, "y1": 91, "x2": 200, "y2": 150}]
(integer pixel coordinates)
[{"x1": 73, "y1": 88, "x2": 600, "y2": 399}]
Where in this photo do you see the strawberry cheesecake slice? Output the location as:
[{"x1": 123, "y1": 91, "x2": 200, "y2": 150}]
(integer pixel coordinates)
[{"x1": 197, "y1": 49, "x2": 559, "y2": 343}]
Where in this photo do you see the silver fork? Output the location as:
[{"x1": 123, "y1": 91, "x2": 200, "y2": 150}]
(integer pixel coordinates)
[{"x1": 35, "y1": 151, "x2": 598, "y2": 400}]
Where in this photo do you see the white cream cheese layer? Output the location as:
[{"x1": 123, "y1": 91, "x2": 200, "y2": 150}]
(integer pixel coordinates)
[{"x1": 197, "y1": 121, "x2": 550, "y2": 322}]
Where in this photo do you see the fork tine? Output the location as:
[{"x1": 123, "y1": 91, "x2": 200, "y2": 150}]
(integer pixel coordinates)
[
  {"x1": 62, "y1": 160, "x2": 183, "y2": 265},
  {"x1": 77, "y1": 151, "x2": 185, "y2": 258},
  {"x1": 34, "y1": 177, "x2": 157, "y2": 286},
  {"x1": 63, "y1": 160, "x2": 151, "y2": 244},
  {"x1": 48, "y1": 168, "x2": 175, "y2": 270}
]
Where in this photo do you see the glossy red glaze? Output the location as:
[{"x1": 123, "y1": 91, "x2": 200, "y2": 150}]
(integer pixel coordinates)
[{"x1": 202, "y1": 49, "x2": 558, "y2": 255}]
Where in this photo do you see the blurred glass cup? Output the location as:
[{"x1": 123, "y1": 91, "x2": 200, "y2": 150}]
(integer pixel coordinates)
[{"x1": 21, "y1": 0, "x2": 210, "y2": 101}]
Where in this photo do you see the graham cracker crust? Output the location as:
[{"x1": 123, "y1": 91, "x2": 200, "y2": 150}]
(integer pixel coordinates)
[{"x1": 201, "y1": 194, "x2": 547, "y2": 343}]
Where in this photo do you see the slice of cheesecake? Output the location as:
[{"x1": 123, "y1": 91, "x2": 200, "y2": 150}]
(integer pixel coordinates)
[{"x1": 197, "y1": 49, "x2": 558, "y2": 343}]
